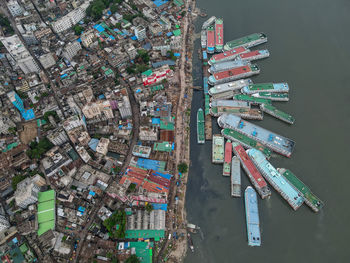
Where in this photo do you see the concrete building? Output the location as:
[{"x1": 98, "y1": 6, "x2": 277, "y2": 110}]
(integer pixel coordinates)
[
  {"x1": 0, "y1": 215, "x2": 10, "y2": 232},
  {"x1": 80, "y1": 30, "x2": 95, "y2": 48},
  {"x1": 63, "y1": 115, "x2": 85, "y2": 131},
  {"x1": 52, "y1": 1, "x2": 90, "y2": 33},
  {"x1": 14, "y1": 178, "x2": 41, "y2": 209},
  {"x1": 7, "y1": 0, "x2": 23, "y2": 17},
  {"x1": 22, "y1": 33, "x2": 38, "y2": 45},
  {"x1": 96, "y1": 138, "x2": 109, "y2": 155},
  {"x1": 0, "y1": 114, "x2": 16, "y2": 135},
  {"x1": 47, "y1": 128, "x2": 69, "y2": 146},
  {"x1": 0, "y1": 35, "x2": 40, "y2": 73},
  {"x1": 134, "y1": 26, "x2": 147, "y2": 41},
  {"x1": 39, "y1": 53, "x2": 56, "y2": 69},
  {"x1": 118, "y1": 96, "x2": 132, "y2": 119},
  {"x1": 82, "y1": 101, "x2": 114, "y2": 119},
  {"x1": 124, "y1": 43, "x2": 137, "y2": 60},
  {"x1": 62, "y1": 41, "x2": 82, "y2": 61},
  {"x1": 139, "y1": 126, "x2": 158, "y2": 141}
]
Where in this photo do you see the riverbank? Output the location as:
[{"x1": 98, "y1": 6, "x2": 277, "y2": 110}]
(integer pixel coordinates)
[{"x1": 162, "y1": 0, "x2": 199, "y2": 262}]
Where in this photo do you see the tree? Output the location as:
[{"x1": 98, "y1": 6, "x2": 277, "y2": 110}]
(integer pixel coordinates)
[
  {"x1": 126, "y1": 255, "x2": 140, "y2": 263},
  {"x1": 110, "y1": 3, "x2": 118, "y2": 13},
  {"x1": 73, "y1": 25, "x2": 84, "y2": 35},
  {"x1": 145, "y1": 203, "x2": 153, "y2": 212},
  {"x1": 12, "y1": 175, "x2": 27, "y2": 190},
  {"x1": 177, "y1": 162, "x2": 188, "y2": 173},
  {"x1": 136, "y1": 64, "x2": 149, "y2": 73},
  {"x1": 126, "y1": 66, "x2": 136, "y2": 74},
  {"x1": 137, "y1": 49, "x2": 150, "y2": 63},
  {"x1": 103, "y1": 210, "x2": 126, "y2": 239},
  {"x1": 127, "y1": 183, "x2": 136, "y2": 193}
]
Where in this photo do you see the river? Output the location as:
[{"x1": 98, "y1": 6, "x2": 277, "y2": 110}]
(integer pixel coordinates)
[{"x1": 185, "y1": 0, "x2": 350, "y2": 262}]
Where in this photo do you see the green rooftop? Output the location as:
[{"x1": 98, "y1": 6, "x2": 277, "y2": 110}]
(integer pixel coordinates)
[
  {"x1": 125, "y1": 230, "x2": 165, "y2": 241},
  {"x1": 173, "y1": 0, "x2": 184, "y2": 7},
  {"x1": 173, "y1": 29, "x2": 181, "y2": 36},
  {"x1": 37, "y1": 190, "x2": 55, "y2": 236},
  {"x1": 153, "y1": 141, "x2": 173, "y2": 152},
  {"x1": 2, "y1": 142, "x2": 18, "y2": 152},
  {"x1": 142, "y1": 69, "x2": 153, "y2": 76},
  {"x1": 160, "y1": 118, "x2": 174, "y2": 131},
  {"x1": 129, "y1": 242, "x2": 153, "y2": 263},
  {"x1": 149, "y1": 84, "x2": 164, "y2": 94}
]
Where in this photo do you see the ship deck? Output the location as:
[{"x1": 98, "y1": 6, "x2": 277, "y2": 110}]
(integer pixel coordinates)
[
  {"x1": 213, "y1": 65, "x2": 253, "y2": 80},
  {"x1": 219, "y1": 114, "x2": 295, "y2": 156},
  {"x1": 210, "y1": 60, "x2": 248, "y2": 73},
  {"x1": 207, "y1": 27, "x2": 215, "y2": 47},
  {"x1": 245, "y1": 187, "x2": 261, "y2": 246},
  {"x1": 262, "y1": 104, "x2": 295, "y2": 124},
  {"x1": 212, "y1": 135, "x2": 224, "y2": 163},
  {"x1": 239, "y1": 50, "x2": 269, "y2": 59},
  {"x1": 235, "y1": 94, "x2": 272, "y2": 105},
  {"x1": 224, "y1": 32, "x2": 267, "y2": 50},
  {"x1": 209, "y1": 79, "x2": 253, "y2": 95},
  {"x1": 279, "y1": 168, "x2": 324, "y2": 211},
  {"x1": 209, "y1": 47, "x2": 248, "y2": 64}
]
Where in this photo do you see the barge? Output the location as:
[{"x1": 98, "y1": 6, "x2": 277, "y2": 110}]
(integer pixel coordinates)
[
  {"x1": 224, "y1": 32, "x2": 267, "y2": 51},
  {"x1": 222, "y1": 128, "x2": 272, "y2": 158},
  {"x1": 218, "y1": 114, "x2": 295, "y2": 157},
  {"x1": 210, "y1": 99, "x2": 263, "y2": 120},
  {"x1": 201, "y1": 30, "x2": 207, "y2": 49},
  {"x1": 236, "y1": 49, "x2": 270, "y2": 62},
  {"x1": 215, "y1": 18, "x2": 224, "y2": 52},
  {"x1": 232, "y1": 142, "x2": 271, "y2": 199},
  {"x1": 245, "y1": 186, "x2": 261, "y2": 246},
  {"x1": 208, "y1": 79, "x2": 253, "y2": 99},
  {"x1": 208, "y1": 46, "x2": 249, "y2": 65},
  {"x1": 231, "y1": 156, "x2": 241, "y2": 197},
  {"x1": 278, "y1": 168, "x2": 324, "y2": 212},
  {"x1": 212, "y1": 134, "x2": 224, "y2": 163},
  {"x1": 223, "y1": 140, "x2": 232, "y2": 176},
  {"x1": 247, "y1": 149, "x2": 304, "y2": 210},
  {"x1": 197, "y1": 108, "x2": 205, "y2": 144},
  {"x1": 207, "y1": 26, "x2": 215, "y2": 54},
  {"x1": 241, "y1": 83, "x2": 289, "y2": 95},
  {"x1": 208, "y1": 60, "x2": 249, "y2": 74},
  {"x1": 208, "y1": 64, "x2": 260, "y2": 85}
]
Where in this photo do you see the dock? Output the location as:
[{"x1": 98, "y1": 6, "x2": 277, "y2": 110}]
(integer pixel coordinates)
[
  {"x1": 231, "y1": 156, "x2": 241, "y2": 197},
  {"x1": 261, "y1": 104, "x2": 295, "y2": 124},
  {"x1": 278, "y1": 168, "x2": 324, "y2": 212},
  {"x1": 205, "y1": 115, "x2": 212, "y2": 140}
]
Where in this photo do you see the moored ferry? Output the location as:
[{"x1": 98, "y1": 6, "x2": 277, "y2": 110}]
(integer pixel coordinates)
[
  {"x1": 208, "y1": 79, "x2": 253, "y2": 98},
  {"x1": 252, "y1": 92, "x2": 289, "y2": 101},
  {"x1": 224, "y1": 32, "x2": 267, "y2": 51},
  {"x1": 235, "y1": 49, "x2": 270, "y2": 62},
  {"x1": 208, "y1": 60, "x2": 249, "y2": 74},
  {"x1": 201, "y1": 30, "x2": 207, "y2": 49},
  {"x1": 208, "y1": 64, "x2": 260, "y2": 85},
  {"x1": 245, "y1": 186, "x2": 262, "y2": 246},
  {"x1": 197, "y1": 108, "x2": 205, "y2": 144},
  {"x1": 212, "y1": 134, "x2": 224, "y2": 163},
  {"x1": 223, "y1": 140, "x2": 232, "y2": 176},
  {"x1": 241, "y1": 83, "x2": 289, "y2": 95},
  {"x1": 209, "y1": 47, "x2": 249, "y2": 65},
  {"x1": 207, "y1": 26, "x2": 215, "y2": 54},
  {"x1": 215, "y1": 18, "x2": 224, "y2": 52}
]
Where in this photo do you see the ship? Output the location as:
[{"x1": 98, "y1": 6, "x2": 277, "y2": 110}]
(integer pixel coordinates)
[
  {"x1": 223, "y1": 140, "x2": 232, "y2": 176},
  {"x1": 201, "y1": 30, "x2": 207, "y2": 49},
  {"x1": 278, "y1": 168, "x2": 324, "y2": 212},
  {"x1": 241, "y1": 83, "x2": 289, "y2": 95},
  {"x1": 197, "y1": 108, "x2": 205, "y2": 144},
  {"x1": 235, "y1": 49, "x2": 270, "y2": 62},
  {"x1": 221, "y1": 128, "x2": 272, "y2": 158},
  {"x1": 252, "y1": 92, "x2": 289, "y2": 102},
  {"x1": 210, "y1": 100, "x2": 263, "y2": 120},
  {"x1": 208, "y1": 64, "x2": 260, "y2": 85},
  {"x1": 260, "y1": 104, "x2": 295, "y2": 124},
  {"x1": 208, "y1": 60, "x2": 250, "y2": 74},
  {"x1": 231, "y1": 156, "x2": 241, "y2": 197},
  {"x1": 207, "y1": 26, "x2": 215, "y2": 54},
  {"x1": 202, "y1": 16, "x2": 216, "y2": 30},
  {"x1": 208, "y1": 79, "x2": 253, "y2": 99},
  {"x1": 232, "y1": 142, "x2": 271, "y2": 199},
  {"x1": 212, "y1": 134, "x2": 224, "y2": 163},
  {"x1": 208, "y1": 46, "x2": 249, "y2": 65},
  {"x1": 218, "y1": 114, "x2": 295, "y2": 157},
  {"x1": 187, "y1": 233, "x2": 194, "y2": 252},
  {"x1": 203, "y1": 77, "x2": 209, "y2": 95},
  {"x1": 204, "y1": 94, "x2": 210, "y2": 115},
  {"x1": 224, "y1": 32, "x2": 267, "y2": 51},
  {"x1": 245, "y1": 186, "x2": 261, "y2": 247},
  {"x1": 247, "y1": 149, "x2": 304, "y2": 210},
  {"x1": 215, "y1": 18, "x2": 224, "y2": 52},
  {"x1": 234, "y1": 94, "x2": 272, "y2": 105}
]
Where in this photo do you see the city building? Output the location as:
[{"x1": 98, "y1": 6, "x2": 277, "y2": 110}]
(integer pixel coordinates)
[
  {"x1": 14, "y1": 178, "x2": 41, "y2": 209},
  {"x1": 62, "y1": 41, "x2": 82, "y2": 61},
  {"x1": 7, "y1": 0, "x2": 23, "y2": 17},
  {"x1": 52, "y1": 1, "x2": 90, "y2": 33},
  {"x1": 0, "y1": 114, "x2": 16, "y2": 135},
  {"x1": 96, "y1": 138, "x2": 109, "y2": 155},
  {"x1": 39, "y1": 53, "x2": 56, "y2": 69},
  {"x1": 0, "y1": 215, "x2": 10, "y2": 232},
  {"x1": 47, "y1": 128, "x2": 69, "y2": 146},
  {"x1": 0, "y1": 35, "x2": 40, "y2": 74},
  {"x1": 80, "y1": 30, "x2": 96, "y2": 48},
  {"x1": 7, "y1": 91, "x2": 35, "y2": 120},
  {"x1": 134, "y1": 26, "x2": 147, "y2": 41}
]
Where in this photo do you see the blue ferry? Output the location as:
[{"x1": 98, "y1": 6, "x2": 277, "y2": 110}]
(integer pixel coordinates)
[
  {"x1": 245, "y1": 186, "x2": 261, "y2": 246},
  {"x1": 217, "y1": 114, "x2": 295, "y2": 157},
  {"x1": 247, "y1": 149, "x2": 304, "y2": 210}
]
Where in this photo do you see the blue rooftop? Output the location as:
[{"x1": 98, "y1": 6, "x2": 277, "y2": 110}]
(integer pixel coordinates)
[
  {"x1": 152, "y1": 60, "x2": 176, "y2": 68},
  {"x1": 136, "y1": 158, "x2": 165, "y2": 172},
  {"x1": 166, "y1": 32, "x2": 173, "y2": 37},
  {"x1": 151, "y1": 203, "x2": 168, "y2": 210},
  {"x1": 88, "y1": 138, "x2": 99, "y2": 151},
  {"x1": 22, "y1": 109, "x2": 35, "y2": 121},
  {"x1": 152, "y1": 118, "x2": 160, "y2": 125},
  {"x1": 152, "y1": 0, "x2": 169, "y2": 7},
  {"x1": 94, "y1": 24, "x2": 105, "y2": 32}
]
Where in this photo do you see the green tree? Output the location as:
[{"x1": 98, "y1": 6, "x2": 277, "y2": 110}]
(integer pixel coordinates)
[
  {"x1": 73, "y1": 25, "x2": 84, "y2": 35},
  {"x1": 136, "y1": 64, "x2": 149, "y2": 73},
  {"x1": 126, "y1": 255, "x2": 140, "y2": 263},
  {"x1": 127, "y1": 183, "x2": 136, "y2": 193},
  {"x1": 12, "y1": 175, "x2": 27, "y2": 190},
  {"x1": 126, "y1": 66, "x2": 136, "y2": 74},
  {"x1": 145, "y1": 203, "x2": 153, "y2": 212},
  {"x1": 177, "y1": 162, "x2": 188, "y2": 173},
  {"x1": 103, "y1": 210, "x2": 126, "y2": 239},
  {"x1": 137, "y1": 49, "x2": 150, "y2": 63},
  {"x1": 110, "y1": 3, "x2": 118, "y2": 13},
  {"x1": 8, "y1": 127, "x2": 17, "y2": 134}
]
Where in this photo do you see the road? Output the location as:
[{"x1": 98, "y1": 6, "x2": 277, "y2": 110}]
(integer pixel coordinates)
[{"x1": 156, "y1": 0, "x2": 194, "y2": 261}]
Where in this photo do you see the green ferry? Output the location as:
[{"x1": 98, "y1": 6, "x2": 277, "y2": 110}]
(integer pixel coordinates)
[
  {"x1": 278, "y1": 168, "x2": 324, "y2": 212},
  {"x1": 224, "y1": 32, "x2": 267, "y2": 51},
  {"x1": 252, "y1": 92, "x2": 289, "y2": 101},
  {"x1": 197, "y1": 108, "x2": 205, "y2": 144},
  {"x1": 261, "y1": 104, "x2": 295, "y2": 124}
]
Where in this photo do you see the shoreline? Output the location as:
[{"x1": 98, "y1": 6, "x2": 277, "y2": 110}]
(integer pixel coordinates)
[{"x1": 161, "y1": 0, "x2": 199, "y2": 261}]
